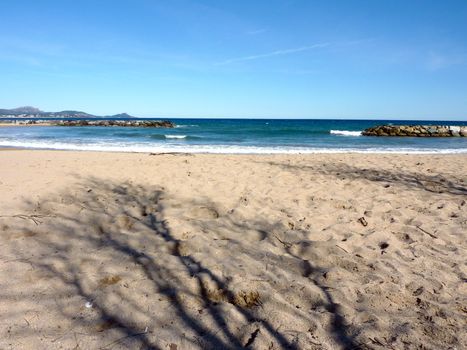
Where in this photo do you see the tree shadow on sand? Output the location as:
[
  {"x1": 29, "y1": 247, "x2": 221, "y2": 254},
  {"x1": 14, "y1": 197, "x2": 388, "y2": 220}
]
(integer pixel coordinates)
[
  {"x1": 263, "y1": 161, "x2": 467, "y2": 196},
  {"x1": 1, "y1": 177, "x2": 368, "y2": 349}
]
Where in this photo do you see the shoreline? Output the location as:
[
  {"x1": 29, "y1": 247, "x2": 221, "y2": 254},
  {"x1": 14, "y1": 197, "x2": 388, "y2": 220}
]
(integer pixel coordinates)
[{"x1": 0, "y1": 146, "x2": 466, "y2": 155}]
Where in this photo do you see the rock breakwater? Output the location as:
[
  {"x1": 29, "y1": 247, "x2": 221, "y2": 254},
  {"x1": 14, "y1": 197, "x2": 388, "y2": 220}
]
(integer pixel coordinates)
[
  {"x1": 362, "y1": 125, "x2": 466, "y2": 137},
  {"x1": 54, "y1": 120, "x2": 174, "y2": 128},
  {"x1": 2, "y1": 120, "x2": 175, "y2": 128}
]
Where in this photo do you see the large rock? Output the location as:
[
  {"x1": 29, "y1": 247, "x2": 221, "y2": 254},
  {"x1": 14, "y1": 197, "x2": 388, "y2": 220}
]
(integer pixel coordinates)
[
  {"x1": 362, "y1": 125, "x2": 466, "y2": 137},
  {"x1": 449, "y1": 126, "x2": 460, "y2": 137}
]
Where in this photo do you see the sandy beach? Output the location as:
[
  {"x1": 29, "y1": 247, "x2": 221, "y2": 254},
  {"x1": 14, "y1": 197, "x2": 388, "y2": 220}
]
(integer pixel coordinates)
[{"x1": 0, "y1": 150, "x2": 466, "y2": 349}]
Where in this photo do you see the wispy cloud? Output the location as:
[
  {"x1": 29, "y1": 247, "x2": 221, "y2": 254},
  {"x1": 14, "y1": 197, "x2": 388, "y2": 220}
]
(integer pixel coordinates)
[
  {"x1": 0, "y1": 53, "x2": 42, "y2": 66},
  {"x1": 216, "y1": 43, "x2": 330, "y2": 65},
  {"x1": 0, "y1": 35, "x2": 193, "y2": 70},
  {"x1": 246, "y1": 28, "x2": 268, "y2": 35},
  {"x1": 426, "y1": 51, "x2": 467, "y2": 71},
  {"x1": 0, "y1": 36, "x2": 65, "y2": 56}
]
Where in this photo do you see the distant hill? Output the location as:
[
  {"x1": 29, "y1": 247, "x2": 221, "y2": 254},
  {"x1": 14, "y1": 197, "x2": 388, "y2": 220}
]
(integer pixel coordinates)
[
  {"x1": 0, "y1": 106, "x2": 136, "y2": 118},
  {"x1": 109, "y1": 113, "x2": 133, "y2": 118},
  {"x1": 0, "y1": 106, "x2": 43, "y2": 115},
  {"x1": 6, "y1": 106, "x2": 43, "y2": 114},
  {"x1": 50, "y1": 110, "x2": 95, "y2": 118}
]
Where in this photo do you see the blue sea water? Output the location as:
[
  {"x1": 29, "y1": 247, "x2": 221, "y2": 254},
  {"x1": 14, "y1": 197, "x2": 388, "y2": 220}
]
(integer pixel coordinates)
[{"x1": 0, "y1": 118, "x2": 466, "y2": 154}]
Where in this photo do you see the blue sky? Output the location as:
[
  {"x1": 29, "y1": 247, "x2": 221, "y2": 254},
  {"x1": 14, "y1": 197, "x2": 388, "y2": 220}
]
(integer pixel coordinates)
[{"x1": 1, "y1": 0, "x2": 467, "y2": 120}]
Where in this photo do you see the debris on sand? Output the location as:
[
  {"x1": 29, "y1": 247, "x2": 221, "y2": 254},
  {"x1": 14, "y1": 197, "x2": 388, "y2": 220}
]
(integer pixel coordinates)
[
  {"x1": 99, "y1": 275, "x2": 122, "y2": 287},
  {"x1": 205, "y1": 288, "x2": 262, "y2": 308},
  {"x1": 358, "y1": 217, "x2": 368, "y2": 227}
]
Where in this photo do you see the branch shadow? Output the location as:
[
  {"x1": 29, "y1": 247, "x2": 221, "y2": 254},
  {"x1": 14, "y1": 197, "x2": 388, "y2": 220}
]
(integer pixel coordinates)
[
  {"x1": 1, "y1": 176, "x2": 365, "y2": 349},
  {"x1": 186, "y1": 214, "x2": 364, "y2": 350},
  {"x1": 262, "y1": 161, "x2": 467, "y2": 196}
]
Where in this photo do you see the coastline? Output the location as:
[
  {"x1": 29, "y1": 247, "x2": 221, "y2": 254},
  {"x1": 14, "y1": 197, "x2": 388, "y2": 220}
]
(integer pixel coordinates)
[
  {"x1": 1, "y1": 145, "x2": 467, "y2": 154},
  {"x1": 1, "y1": 149, "x2": 466, "y2": 349}
]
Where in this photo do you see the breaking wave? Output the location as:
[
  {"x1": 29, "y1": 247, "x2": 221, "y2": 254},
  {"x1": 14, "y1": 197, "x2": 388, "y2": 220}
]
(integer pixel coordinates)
[
  {"x1": 0, "y1": 139, "x2": 465, "y2": 154},
  {"x1": 330, "y1": 130, "x2": 362, "y2": 136}
]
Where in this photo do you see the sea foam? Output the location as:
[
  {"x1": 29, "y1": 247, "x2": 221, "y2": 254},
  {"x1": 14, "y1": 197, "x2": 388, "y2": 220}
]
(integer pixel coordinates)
[
  {"x1": 0, "y1": 139, "x2": 466, "y2": 154},
  {"x1": 165, "y1": 135, "x2": 187, "y2": 139},
  {"x1": 330, "y1": 130, "x2": 362, "y2": 136}
]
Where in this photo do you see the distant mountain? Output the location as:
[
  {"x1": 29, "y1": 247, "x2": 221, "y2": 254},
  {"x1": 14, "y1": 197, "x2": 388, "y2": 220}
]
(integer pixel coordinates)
[
  {"x1": 51, "y1": 110, "x2": 95, "y2": 118},
  {"x1": 0, "y1": 107, "x2": 136, "y2": 118},
  {"x1": 109, "y1": 113, "x2": 132, "y2": 118},
  {"x1": 10, "y1": 106, "x2": 43, "y2": 114},
  {"x1": 0, "y1": 106, "x2": 43, "y2": 115}
]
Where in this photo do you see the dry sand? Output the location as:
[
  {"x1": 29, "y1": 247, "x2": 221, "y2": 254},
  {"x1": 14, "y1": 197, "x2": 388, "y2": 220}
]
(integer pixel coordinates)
[{"x1": 0, "y1": 150, "x2": 466, "y2": 350}]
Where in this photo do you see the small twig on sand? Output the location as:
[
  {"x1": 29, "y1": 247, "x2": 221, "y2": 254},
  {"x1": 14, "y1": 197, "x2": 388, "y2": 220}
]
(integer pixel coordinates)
[
  {"x1": 149, "y1": 152, "x2": 193, "y2": 156},
  {"x1": 416, "y1": 225, "x2": 438, "y2": 239},
  {"x1": 149, "y1": 152, "x2": 175, "y2": 156},
  {"x1": 99, "y1": 327, "x2": 149, "y2": 349},
  {"x1": 273, "y1": 234, "x2": 292, "y2": 248},
  {"x1": 335, "y1": 245, "x2": 349, "y2": 254},
  {"x1": 0, "y1": 214, "x2": 55, "y2": 225},
  {"x1": 72, "y1": 332, "x2": 80, "y2": 350}
]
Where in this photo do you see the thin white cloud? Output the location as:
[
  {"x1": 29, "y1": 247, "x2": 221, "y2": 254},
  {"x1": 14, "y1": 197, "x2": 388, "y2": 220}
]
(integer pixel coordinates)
[
  {"x1": 216, "y1": 43, "x2": 330, "y2": 65},
  {"x1": 0, "y1": 53, "x2": 42, "y2": 66},
  {"x1": 426, "y1": 51, "x2": 467, "y2": 71},
  {"x1": 246, "y1": 28, "x2": 268, "y2": 35}
]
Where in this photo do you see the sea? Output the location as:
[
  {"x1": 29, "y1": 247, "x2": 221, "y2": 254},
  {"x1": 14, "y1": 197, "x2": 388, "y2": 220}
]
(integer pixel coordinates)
[{"x1": 1, "y1": 118, "x2": 466, "y2": 154}]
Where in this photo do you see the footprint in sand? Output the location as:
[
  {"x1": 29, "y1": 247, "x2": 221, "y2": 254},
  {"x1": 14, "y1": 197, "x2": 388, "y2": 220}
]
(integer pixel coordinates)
[
  {"x1": 116, "y1": 214, "x2": 134, "y2": 230},
  {"x1": 188, "y1": 206, "x2": 219, "y2": 219}
]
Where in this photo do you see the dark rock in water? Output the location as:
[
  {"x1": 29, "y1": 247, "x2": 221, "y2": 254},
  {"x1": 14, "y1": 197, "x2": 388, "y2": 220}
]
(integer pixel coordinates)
[
  {"x1": 54, "y1": 120, "x2": 175, "y2": 128},
  {"x1": 362, "y1": 125, "x2": 466, "y2": 137}
]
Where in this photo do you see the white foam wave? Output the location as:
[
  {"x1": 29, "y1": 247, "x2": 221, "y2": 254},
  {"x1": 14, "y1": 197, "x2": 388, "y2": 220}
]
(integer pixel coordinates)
[
  {"x1": 330, "y1": 130, "x2": 362, "y2": 136},
  {"x1": 175, "y1": 124, "x2": 198, "y2": 128},
  {"x1": 165, "y1": 135, "x2": 187, "y2": 139},
  {"x1": 0, "y1": 139, "x2": 466, "y2": 154}
]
